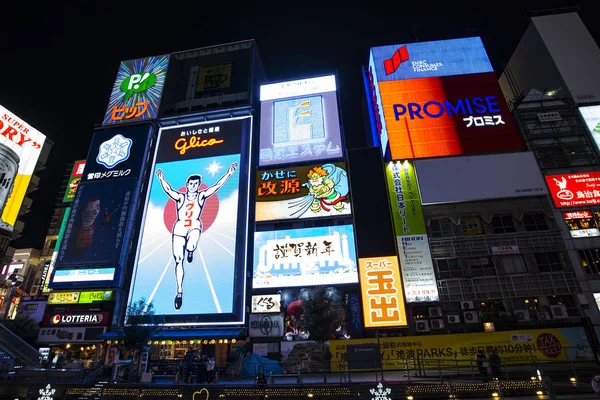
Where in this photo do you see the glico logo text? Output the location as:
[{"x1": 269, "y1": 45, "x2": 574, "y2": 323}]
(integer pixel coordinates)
[{"x1": 393, "y1": 96, "x2": 501, "y2": 120}]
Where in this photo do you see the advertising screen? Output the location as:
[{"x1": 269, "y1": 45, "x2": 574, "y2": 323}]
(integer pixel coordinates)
[
  {"x1": 545, "y1": 172, "x2": 600, "y2": 208},
  {"x1": 160, "y1": 41, "x2": 255, "y2": 116},
  {"x1": 563, "y1": 210, "x2": 600, "y2": 238},
  {"x1": 386, "y1": 161, "x2": 438, "y2": 302},
  {"x1": 42, "y1": 311, "x2": 110, "y2": 327},
  {"x1": 0, "y1": 104, "x2": 47, "y2": 229},
  {"x1": 80, "y1": 125, "x2": 153, "y2": 183},
  {"x1": 255, "y1": 161, "x2": 351, "y2": 222},
  {"x1": 358, "y1": 256, "x2": 407, "y2": 328},
  {"x1": 103, "y1": 55, "x2": 169, "y2": 125},
  {"x1": 415, "y1": 152, "x2": 547, "y2": 204},
  {"x1": 63, "y1": 160, "x2": 86, "y2": 203},
  {"x1": 330, "y1": 326, "x2": 591, "y2": 370},
  {"x1": 48, "y1": 290, "x2": 113, "y2": 305},
  {"x1": 376, "y1": 72, "x2": 523, "y2": 160},
  {"x1": 259, "y1": 75, "x2": 343, "y2": 166},
  {"x1": 253, "y1": 224, "x2": 358, "y2": 289},
  {"x1": 128, "y1": 117, "x2": 252, "y2": 325},
  {"x1": 55, "y1": 179, "x2": 136, "y2": 267},
  {"x1": 50, "y1": 267, "x2": 116, "y2": 288},
  {"x1": 579, "y1": 105, "x2": 600, "y2": 151},
  {"x1": 370, "y1": 37, "x2": 493, "y2": 83}
]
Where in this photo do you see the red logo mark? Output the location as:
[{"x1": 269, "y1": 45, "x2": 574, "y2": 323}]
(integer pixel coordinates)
[{"x1": 384, "y1": 46, "x2": 409, "y2": 75}]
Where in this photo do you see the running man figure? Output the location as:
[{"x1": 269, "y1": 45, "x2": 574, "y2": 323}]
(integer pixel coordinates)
[{"x1": 155, "y1": 162, "x2": 238, "y2": 310}]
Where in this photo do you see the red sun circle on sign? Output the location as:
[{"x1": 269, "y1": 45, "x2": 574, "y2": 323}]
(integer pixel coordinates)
[
  {"x1": 536, "y1": 333, "x2": 562, "y2": 358},
  {"x1": 52, "y1": 315, "x2": 61, "y2": 324},
  {"x1": 163, "y1": 185, "x2": 220, "y2": 234}
]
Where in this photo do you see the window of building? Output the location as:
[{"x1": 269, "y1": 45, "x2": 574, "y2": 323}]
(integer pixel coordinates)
[
  {"x1": 435, "y1": 258, "x2": 462, "y2": 279},
  {"x1": 535, "y1": 252, "x2": 563, "y2": 273},
  {"x1": 491, "y1": 215, "x2": 516, "y2": 234},
  {"x1": 523, "y1": 212, "x2": 549, "y2": 231},
  {"x1": 461, "y1": 216, "x2": 483, "y2": 236},
  {"x1": 430, "y1": 219, "x2": 454, "y2": 238},
  {"x1": 578, "y1": 248, "x2": 600, "y2": 275},
  {"x1": 469, "y1": 257, "x2": 496, "y2": 277},
  {"x1": 501, "y1": 255, "x2": 528, "y2": 274}
]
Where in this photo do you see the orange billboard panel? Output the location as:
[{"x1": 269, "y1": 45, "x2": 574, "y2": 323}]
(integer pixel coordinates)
[
  {"x1": 379, "y1": 72, "x2": 523, "y2": 160},
  {"x1": 359, "y1": 256, "x2": 407, "y2": 328}
]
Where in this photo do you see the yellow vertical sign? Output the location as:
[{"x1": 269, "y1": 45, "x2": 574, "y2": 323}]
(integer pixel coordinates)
[{"x1": 359, "y1": 256, "x2": 407, "y2": 327}]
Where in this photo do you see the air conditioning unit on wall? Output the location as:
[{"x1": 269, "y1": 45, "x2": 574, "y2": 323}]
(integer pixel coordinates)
[
  {"x1": 428, "y1": 307, "x2": 442, "y2": 318},
  {"x1": 461, "y1": 301, "x2": 475, "y2": 310},
  {"x1": 514, "y1": 310, "x2": 531, "y2": 322},
  {"x1": 550, "y1": 304, "x2": 568, "y2": 319},
  {"x1": 447, "y1": 314, "x2": 461, "y2": 324},
  {"x1": 430, "y1": 319, "x2": 445, "y2": 330},
  {"x1": 415, "y1": 320, "x2": 430, "y2": 332},
  {"x1": 463, "y1": 311, "x2": 479, "y2": 323}
]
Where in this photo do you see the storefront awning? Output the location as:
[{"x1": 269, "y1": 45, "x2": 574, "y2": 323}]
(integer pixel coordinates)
[{"x1": 97, "y1": 328, "x2": 244, "y2": 341}]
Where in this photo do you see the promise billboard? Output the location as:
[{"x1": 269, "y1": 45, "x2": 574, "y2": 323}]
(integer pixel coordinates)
[
  {"x1": 368, "y1": 38, "x2": 522, "y2": 159},
  {"x1": 0, "y1": 104, "x2": 47, "y2": 229},
  {"x1": 128, "y1": 117, "x2": 252, "y2": 325}
]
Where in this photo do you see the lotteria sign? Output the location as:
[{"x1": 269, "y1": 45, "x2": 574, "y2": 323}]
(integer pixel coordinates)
[{"x1": 43, "y1": 312, "x2": 109, "y2": 326}]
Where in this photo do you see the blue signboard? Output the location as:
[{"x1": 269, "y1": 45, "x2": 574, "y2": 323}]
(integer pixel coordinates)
[
  {"x1": 49, "y1": 267, "x2": 117, "y2": 289},
  {"x1": 55, "y1": 179, "x2": 137, "y2": 267},
  {"x1": 253, "y1": 224, "x2": 358, "y2": 289},
  {"x1": 81, "y1": 125, "x2": 152, "y2": 183},
  {"x1": 370, "y1": 37, "x2": 493, "y2": 82}
]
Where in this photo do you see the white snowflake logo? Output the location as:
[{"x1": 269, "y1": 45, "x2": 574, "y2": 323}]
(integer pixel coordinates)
[
  {"x1": 370, "y1": 383, "x2": 391, "y2": 400},
  {"x1": 38, "y1": 384, "x2": 56, "y2": 400},
  {"x1": 96, "y1": 134, "x2": 132, "y2": 169}
]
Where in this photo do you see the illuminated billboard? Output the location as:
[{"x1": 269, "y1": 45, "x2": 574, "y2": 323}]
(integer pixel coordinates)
[
  {"x1": 358, "y1": 256, "x2": 407, "y2": 328},
  {"x1": 55, "y1": 179, "x2": 136, "y2": 267},
  {"x1": 49, "y1": 267, "x2": 117, "y2": 288},
  {"x1": 377, "y1": 72, "x2": 523, "y2": 160},
  {"x1": 0, "y1": 104, "x2": 47, "y2": 229},
  {"x1": 253, "y1": 224, "x2": 358, "y2": 289},
  {"x1": 545, "y1": 172, "x2": 600, "y2": 208},
  {"x1": 63, "y1": 161, "x2": 86, "y2": 203},
  {"x1": 386, "y1": 161, "x2": 438, "y2": 302},
  {"x1": 370, "y1": 37, "x2": 493, "y2": 82},
  {"x1": 41, "y1": 208, "x2": 71, "y2": 294},
  {"x1": 103, "y1": 55, "x2": 169, "y2": 125},
  {"x1": 579, "y1": 105, "x2": 600, "y2": 151},
  {"x1": 128, "y1": 117, "x2": 252, "y2": 325},
  {"x1": 80, "y1": 125, "x2": 153, "y2": 183},
  {"x1": 259, "y1": 75, "x2": 343, "y2": 166},
  {"x1": 255, "y1": 162, "x2": 351, "y2": 222}
]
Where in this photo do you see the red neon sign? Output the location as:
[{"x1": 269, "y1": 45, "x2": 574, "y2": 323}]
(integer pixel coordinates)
[{"x1": 546, "y1": 172, "x2": 600, "y2": 208}]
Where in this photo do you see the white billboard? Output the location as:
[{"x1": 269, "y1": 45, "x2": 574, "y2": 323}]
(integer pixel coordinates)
[
  {"x1": 579, "y1": 105, "x2": 600, "y2": 151},
  {"x1": 0, "y1": 104, "x2": 47, "y2": 229},
  {"x1": 415, "y1": 152, "x2": 547, "y2": 205}
]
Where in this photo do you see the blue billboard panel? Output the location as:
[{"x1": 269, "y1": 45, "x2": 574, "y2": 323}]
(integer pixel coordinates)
[
  {"x1": 128, "y1": 117, "x2": 252, "y2": 326},
  {"x1": 81, "y1": 125, "x2": 152, "y2": 183},
  {"x1": 253, "y1": 224, "x2": 359, "y2": 289},
  {"x1": 259, "y1": 75, "x2": 343, "y2": 166},
  {"x1": 55, "y1": 179, "x2": 136, "y2": 267},
  {"x1": 49, "y1": 267, "x2": 117, "y2": 289},
  {"x1": 370, "y1": 37, "x2": 493, "y2": 83}
]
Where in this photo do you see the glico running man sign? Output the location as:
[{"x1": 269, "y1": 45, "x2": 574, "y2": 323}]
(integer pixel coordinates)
[{"x1": 128, "y1": 117, "x2": 252, "y2": 325}]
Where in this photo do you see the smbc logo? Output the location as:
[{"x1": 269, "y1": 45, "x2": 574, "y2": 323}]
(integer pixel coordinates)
[{"x1": 121, "y1": 72, "x2": 157, "y2": 101}]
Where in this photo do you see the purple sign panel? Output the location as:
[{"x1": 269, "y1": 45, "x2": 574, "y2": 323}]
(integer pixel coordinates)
[{"x1": 259, "y1": 75, "x2": 344, "y2": 166}]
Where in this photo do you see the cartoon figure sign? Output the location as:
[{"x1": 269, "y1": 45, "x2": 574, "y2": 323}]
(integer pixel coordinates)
[{"x1": 255, "y1": 162, "x2": 351, "y2": 222}]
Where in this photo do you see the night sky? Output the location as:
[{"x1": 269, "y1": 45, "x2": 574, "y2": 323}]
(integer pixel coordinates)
[{"x1": 1, "y1": 1, "x2": 597, "y2": 249}]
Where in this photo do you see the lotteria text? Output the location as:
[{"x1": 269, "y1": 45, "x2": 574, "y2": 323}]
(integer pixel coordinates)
[
  {"x1": 394, "y1": 96, "x2": 501, "y2": 120},
  {"x1": 51, "y1": 314, "x2": 103, "y2": 324}
]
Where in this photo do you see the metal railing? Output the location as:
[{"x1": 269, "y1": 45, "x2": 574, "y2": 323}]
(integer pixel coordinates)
[{"x1": 0, "y1": 322, "x2": 41, "y2": 367}]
